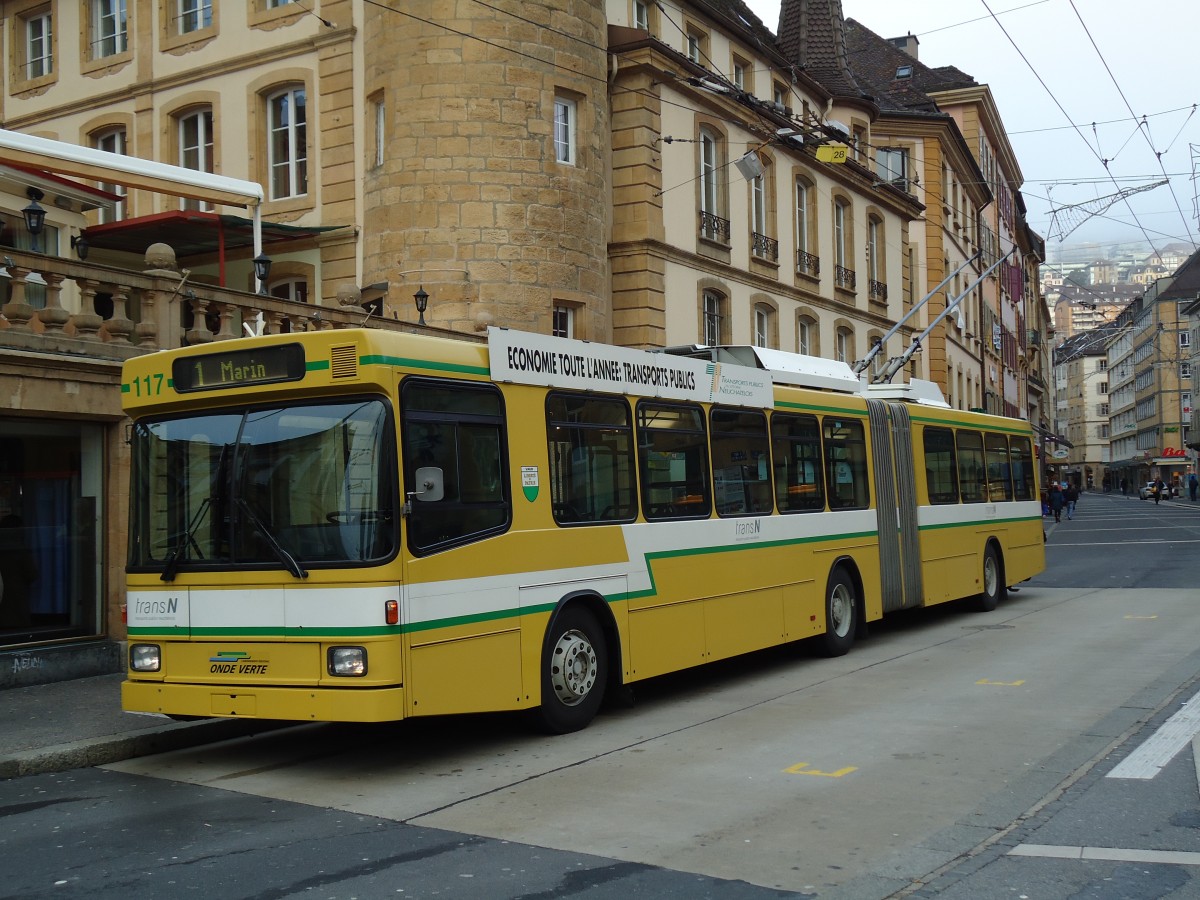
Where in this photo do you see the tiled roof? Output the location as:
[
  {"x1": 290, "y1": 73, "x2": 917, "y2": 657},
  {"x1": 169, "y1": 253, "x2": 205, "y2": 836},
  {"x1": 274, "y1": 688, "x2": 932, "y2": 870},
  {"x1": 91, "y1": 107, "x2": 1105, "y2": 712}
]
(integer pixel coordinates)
[
  {"x1": 1158, "y1": 246, "x2": 1200, "y2": 300},
  {"x1": 843, "y1": 19, "x2": 975, "y2": 111},
  {"x1": 777, "y1": 0, "x2": 868, "y2": 100}
]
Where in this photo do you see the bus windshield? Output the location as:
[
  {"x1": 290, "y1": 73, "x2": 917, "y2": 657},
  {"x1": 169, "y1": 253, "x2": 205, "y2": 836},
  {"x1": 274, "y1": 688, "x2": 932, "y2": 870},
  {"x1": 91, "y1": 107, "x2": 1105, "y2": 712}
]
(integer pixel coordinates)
[{"x1": 128, "y1": 398, "x2": 396, "y2": 574}]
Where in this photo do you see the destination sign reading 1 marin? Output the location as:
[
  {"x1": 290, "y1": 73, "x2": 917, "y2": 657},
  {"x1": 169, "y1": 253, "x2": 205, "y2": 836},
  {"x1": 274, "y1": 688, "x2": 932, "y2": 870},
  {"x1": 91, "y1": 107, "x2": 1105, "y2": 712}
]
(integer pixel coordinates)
[
  {"x1": 172, "y1": 343, "x2": 307, "y2": 393},
  {"x1": 488, "y1": 328, "x2": 773, "y2": 407}
]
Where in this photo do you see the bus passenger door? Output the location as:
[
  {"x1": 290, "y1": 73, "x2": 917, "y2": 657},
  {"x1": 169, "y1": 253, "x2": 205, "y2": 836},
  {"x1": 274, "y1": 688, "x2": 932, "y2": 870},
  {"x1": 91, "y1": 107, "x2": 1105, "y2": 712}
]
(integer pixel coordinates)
[{"x1": 866, "y1": 400, "x2": 922, "y2": 611}]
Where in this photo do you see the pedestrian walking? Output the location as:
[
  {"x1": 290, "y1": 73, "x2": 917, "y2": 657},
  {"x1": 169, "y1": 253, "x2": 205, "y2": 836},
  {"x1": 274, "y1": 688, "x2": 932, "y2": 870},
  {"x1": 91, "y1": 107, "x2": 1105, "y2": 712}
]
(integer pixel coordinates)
[
  {"x1": 1190, "y1": 472, "x2": 1198, "y2": 502},
  {"x1": 1153, "y1": 478, "x2": 1164, "y2": 505},
  {"x1": 1064, "y1": 482, "x2": 1079, "y2": 519},
  {"x1": 1048, "y1": 482, "x2": 1064, "y2": 523},
  {"x1": 1120, "y1": 477, "x2": 1128, "y2": 496}
]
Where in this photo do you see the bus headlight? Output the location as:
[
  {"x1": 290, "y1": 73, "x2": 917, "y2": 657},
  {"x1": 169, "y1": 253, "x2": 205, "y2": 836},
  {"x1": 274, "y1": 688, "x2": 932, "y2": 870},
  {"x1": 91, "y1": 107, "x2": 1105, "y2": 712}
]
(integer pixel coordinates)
[
  {"x1": 328, "y1": 646, "x2": 367, "y2": 676},
  {"x1": 130, "y1": 644, "x2": 161, "y2": 672}
]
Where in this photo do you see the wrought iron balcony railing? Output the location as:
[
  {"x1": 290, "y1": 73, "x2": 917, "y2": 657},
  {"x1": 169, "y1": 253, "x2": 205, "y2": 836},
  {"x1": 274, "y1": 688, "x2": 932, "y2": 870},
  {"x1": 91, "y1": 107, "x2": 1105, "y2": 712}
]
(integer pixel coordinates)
[
  {"x1": 796, "y1": 250, "x2": 820, "y2": 278},
  {"x1": 751, "y1": 232, "x2": 779, "y2": 261},
  {"x1": 834, "y1": 265, "x2": 856, "y2": 291},
  {"x1": 698, "y1": 211, "x2": 731, "y2": 244}
]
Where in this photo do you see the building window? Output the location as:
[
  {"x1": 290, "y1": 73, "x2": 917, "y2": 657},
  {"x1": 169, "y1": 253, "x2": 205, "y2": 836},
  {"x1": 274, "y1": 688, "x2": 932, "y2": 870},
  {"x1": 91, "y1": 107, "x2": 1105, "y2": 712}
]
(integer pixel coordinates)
[
  {"x1": 700, "y1": 130, "x2": 718, "y2": 215},
  {"x1": 797, "y1": 316, "x2": 815, "y2": 356},
  {"x1": 795, "y1": 177, "x2": 818, "y2": 277},
  {"x1": 267, "y1": 87, "x2": 308, "y2": 200},
  {"x1": 833, "y1": 198, "x2": 855, "y2": 290},
  {"x1": 751, "y1": 173, "x2": 765, "y2": 237},
  {"x1": 753, "y1": 305, "x2": 773, "y2": 348},
  {"x1": 876, "y1": 147, "x2": 909, "y2": 190},
  {"x1": 91, "y1": 0, "x2": 128, "y2": 58},
  {"x1": 634, "y1": 0, "x2": 648, "y2": 31},
  {"x1": 835, "y1": 327, "x2": 852, "y2": 364},
  {"x1": 834, "y1": 199, "x2": 847, "y2": 268},
  {"x1": 686, "y1": 29, "x2": 705, "y2": 63},
  {"x1": 24, "y1": 10, "x2": 54, "y2": 79},
  {"x1": 732, "y1": 60, "x2": 746, "y2": 90},
  {"x1": 177, "y1": 0, "x2": 213, "y2": 34},
  {"x1": 867, "y1": 218, "x2": 881, "y2": 281},
  {"x1": 178, "y1": 109, "x2": 214, "y2": 212},
  {"x1": 93, "y1": 128, "x2": 127, "y2": 222},
  {"x1": 269, "y1": 279, "x2": 309, "y2": 303},
  {"x1": 373, "y1": 97, "x2": 385, "y2": 168},
  {"x1": 554, "y1": 96, "x2": 576, "y2": 166},
  {"x1": 698, "y1": 127, "x2": 728, "y2": 243},
  {"x1": 702, "y1": 290, "x2": 725, "y2": 346},
  {"x1": 1180, "y1": 332, "x2": 1191, "y2": 349},
  {"x1": 552, "y1": 304, "x2": 574, "y2": 338},
  {"x1": 1183, "y1": 362, "x2": 1192, "y2": 380}
]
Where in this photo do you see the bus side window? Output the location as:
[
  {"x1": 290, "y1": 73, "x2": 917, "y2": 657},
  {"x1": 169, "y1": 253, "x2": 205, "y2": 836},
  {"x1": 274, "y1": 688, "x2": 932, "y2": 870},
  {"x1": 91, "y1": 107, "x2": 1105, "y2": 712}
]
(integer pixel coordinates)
[
  {"x1": 546, "y1": 393, "x2": 637, "y2": 525},
  {"x1": 710, "y1": 407, "x2": 772, "y2": 516},
  {"x1": 984, "y1": 432, "x2": 1013, "y2": 501},
  {"x1": 956, "y1": 430, "x2": 986, "y2": 503},
  {"x1": 637, "y1": 401, "x2": 712, "y2": 520},
  {"x1": 401, "y1": 379, "x2": 511, "y2": 554},
  {"x1": 823, "y1": 417, "x2": 868, "y2": 510},
  {"x1": 771, "y1": 413, "x2": 824, "y2": 512},
  {"x1": 922, "y1": 426, "x2": 959, "y2": 504},
  {"x1": 1008, "y1": 436, "x2": 1035, "y2": 500}
]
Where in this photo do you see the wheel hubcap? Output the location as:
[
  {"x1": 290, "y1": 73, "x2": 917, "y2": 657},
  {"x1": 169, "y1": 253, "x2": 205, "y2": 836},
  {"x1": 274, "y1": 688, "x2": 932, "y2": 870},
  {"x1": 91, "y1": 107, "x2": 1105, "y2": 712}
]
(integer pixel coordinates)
[
  {"x1": 550, "y1": 629, "x2": 597, "y2": 707},
  {"x1": 830, "y1": 584, "x2": 852, "y2": 637},
  {"x1": 984, "y1": 557, "x2": 998, "y2": 597}
]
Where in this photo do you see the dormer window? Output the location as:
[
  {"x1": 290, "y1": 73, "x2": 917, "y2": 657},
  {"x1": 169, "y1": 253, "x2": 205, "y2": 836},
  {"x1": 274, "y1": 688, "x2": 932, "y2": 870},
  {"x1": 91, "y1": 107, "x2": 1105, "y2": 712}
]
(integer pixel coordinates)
[{"x1": 895, "y1": 65, "x2": 913, "y2": 79}]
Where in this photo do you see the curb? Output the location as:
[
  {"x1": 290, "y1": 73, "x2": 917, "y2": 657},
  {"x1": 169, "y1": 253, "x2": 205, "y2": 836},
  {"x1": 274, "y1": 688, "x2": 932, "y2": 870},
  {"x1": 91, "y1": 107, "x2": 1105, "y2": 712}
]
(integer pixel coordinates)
[{"x1": 0, "y1": 719, "x2": 291, "y2": 779}]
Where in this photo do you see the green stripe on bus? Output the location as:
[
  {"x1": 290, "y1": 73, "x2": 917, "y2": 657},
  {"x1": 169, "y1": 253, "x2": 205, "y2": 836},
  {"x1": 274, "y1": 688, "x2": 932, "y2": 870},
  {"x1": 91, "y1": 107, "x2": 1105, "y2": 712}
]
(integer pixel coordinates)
[
  {"x1": 774, "y1": 401, "x2": 869, "y2": 417},
  {"x1": 919, "y1": 515, "x2": 1041, "y2": 531},
  {"x1": 307, "y1": 360, "x2": 330, "y2": 372},
  {"x1": 906, "y1": 412, "x2": 1032, "y2": 435},
  {"x1": 360, "y1": 354, "x2": 490, "y2": 376}
]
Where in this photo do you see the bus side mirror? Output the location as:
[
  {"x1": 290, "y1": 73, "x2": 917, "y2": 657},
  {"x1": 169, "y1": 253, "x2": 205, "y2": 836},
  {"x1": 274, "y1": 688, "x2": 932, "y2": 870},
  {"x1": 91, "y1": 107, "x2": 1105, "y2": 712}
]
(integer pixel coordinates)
[{"x1": 411, "y1": 467, "x2": 444, "y2": 503}]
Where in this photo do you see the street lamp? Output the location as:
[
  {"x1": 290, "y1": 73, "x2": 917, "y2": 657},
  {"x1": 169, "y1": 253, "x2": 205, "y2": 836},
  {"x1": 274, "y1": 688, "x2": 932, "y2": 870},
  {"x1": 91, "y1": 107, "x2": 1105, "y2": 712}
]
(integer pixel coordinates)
[
  {"x1": 22, "y1": 187, "x2": 46, "y2": 252},
  {"x1": 71, "y1": 234, "x2": 90, "y2": 260},
  {"x1": 252, "y1": 252, "x2": 272, "y2": 295},
  {"x1": 413, "y1": 286, "x2": 429, "y2": 326}
]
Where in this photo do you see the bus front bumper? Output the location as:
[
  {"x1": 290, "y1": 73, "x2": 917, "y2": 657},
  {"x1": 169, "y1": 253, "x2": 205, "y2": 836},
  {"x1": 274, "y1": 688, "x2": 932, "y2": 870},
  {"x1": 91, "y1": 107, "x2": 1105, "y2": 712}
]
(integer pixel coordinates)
[{"x1": 122, "y1": 679, "x2": 408, "y2": 723}]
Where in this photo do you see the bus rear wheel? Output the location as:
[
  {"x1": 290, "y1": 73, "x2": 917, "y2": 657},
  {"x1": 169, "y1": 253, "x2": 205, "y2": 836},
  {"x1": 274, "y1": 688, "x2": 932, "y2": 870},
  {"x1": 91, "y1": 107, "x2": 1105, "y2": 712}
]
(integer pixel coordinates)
[
  {"x1": 819, "y1": 568, "x2": 857, "y2": 657},
  {"x1": 533, "y1": 606, "x2": 608, "y2": 734},
  {"x1": 975, "y1": 544, "x2": 1006, "y2": 612}
]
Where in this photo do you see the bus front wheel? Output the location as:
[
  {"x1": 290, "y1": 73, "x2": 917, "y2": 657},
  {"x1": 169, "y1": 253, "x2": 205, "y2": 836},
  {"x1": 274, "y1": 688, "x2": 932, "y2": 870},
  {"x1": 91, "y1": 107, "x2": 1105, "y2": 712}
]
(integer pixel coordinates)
[
  {"x1": 976, "y1": 544, "x2": 1006, "y2": 612},
  {"x1": 533, "y1": 606, "x2": 608, "y2": 734},
  {"x1": 820, "y1": 568, "x2": 857, "y2": 657}
]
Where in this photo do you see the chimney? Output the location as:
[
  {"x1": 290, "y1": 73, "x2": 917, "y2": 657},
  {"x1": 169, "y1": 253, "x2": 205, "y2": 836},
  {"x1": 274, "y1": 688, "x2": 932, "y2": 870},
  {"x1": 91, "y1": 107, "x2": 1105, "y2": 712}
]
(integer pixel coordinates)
[{"x1": 888, "y1": 33, "x2": 919, "y2": 60}]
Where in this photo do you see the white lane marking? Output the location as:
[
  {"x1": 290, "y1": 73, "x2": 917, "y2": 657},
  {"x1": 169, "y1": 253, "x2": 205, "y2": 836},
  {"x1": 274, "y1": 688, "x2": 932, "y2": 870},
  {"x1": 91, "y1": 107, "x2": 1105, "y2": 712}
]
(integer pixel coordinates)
[
  {"x1": 1107, "y1": 690, "x2": 1200, "y2": 780},
  {"x1": 1050, "y1": 539, "x2": 1200, "y2": 546},
  {"x1": 1010, "y1": 844, "x2": 1200, "y2": 865}
]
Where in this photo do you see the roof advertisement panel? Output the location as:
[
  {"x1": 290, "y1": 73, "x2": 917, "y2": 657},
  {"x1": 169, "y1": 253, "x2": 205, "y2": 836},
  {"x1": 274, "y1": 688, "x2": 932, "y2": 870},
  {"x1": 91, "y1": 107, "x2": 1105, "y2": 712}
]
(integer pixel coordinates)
[{"x1": 487, "y1": 328, "x2": 774, "y2": 408}]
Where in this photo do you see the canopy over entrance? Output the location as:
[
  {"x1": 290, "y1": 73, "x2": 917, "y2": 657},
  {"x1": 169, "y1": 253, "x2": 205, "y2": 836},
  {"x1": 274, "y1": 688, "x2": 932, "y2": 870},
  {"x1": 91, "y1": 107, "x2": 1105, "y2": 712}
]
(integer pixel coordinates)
[{"x1": 0, "y1": 128, "x2": 268, "y2": 279}]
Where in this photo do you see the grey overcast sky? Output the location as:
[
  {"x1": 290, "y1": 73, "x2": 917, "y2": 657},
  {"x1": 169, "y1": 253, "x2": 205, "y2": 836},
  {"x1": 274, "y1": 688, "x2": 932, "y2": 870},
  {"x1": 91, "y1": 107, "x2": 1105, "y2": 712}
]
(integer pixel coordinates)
[{"x1": 743, "y1": 0, "x2": 1200, "y2": 262}]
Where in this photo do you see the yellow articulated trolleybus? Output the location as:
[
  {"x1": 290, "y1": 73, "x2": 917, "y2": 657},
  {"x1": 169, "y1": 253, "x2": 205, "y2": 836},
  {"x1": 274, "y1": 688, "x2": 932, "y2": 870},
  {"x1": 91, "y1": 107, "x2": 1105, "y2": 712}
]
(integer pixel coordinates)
[{"x1": 121, "y1": 327, "x2": 1045, "y2": 732}]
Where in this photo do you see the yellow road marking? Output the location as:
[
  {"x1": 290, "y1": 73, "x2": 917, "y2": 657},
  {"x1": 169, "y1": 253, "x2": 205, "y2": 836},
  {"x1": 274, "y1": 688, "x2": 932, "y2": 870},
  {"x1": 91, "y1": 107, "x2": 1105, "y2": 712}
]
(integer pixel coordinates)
[
  {"x1": 976, "y1": 678, "x2": 1026, "y2": 686},
  {"x1": 1124, "y1": 615, "x2": 1158, "y2": 620},
  {"x1": 784, "y1": 762, "x2": 858, "y2": 777}
]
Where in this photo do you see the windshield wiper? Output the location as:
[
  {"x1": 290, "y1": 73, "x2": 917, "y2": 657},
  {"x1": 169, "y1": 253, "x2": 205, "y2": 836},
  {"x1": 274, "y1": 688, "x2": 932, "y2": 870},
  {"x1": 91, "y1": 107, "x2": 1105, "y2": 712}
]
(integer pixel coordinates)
[
  {"x1": 160, "y1": 497, "x2": 210, "y2": 583},
  {"x1": 236, "y1": 497, "x2": 308, "y2": 579}
]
